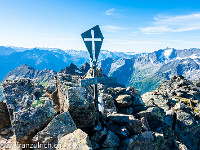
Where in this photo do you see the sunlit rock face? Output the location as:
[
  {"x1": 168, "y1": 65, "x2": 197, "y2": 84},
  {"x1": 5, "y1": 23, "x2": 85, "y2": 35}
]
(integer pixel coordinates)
[{"x1": 2, "y1": 79, "x2": 56, "y2": 142}]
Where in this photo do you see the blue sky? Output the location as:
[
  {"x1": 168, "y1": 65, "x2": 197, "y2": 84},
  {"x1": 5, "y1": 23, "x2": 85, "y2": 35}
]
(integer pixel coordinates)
[{"x1": 1, "y1": 0, "x2": 200, "y2": 52}]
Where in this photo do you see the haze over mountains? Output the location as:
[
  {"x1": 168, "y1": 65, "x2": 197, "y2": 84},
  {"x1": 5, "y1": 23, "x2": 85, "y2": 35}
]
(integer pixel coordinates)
[{"x1": 0, "y1": 46, "x2": 200, "y2": 95}]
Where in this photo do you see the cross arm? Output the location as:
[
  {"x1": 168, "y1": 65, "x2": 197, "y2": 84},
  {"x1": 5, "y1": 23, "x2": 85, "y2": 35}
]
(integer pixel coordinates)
[{"x1": 80, "y1": 77, "x2": 117, "y2": 87}]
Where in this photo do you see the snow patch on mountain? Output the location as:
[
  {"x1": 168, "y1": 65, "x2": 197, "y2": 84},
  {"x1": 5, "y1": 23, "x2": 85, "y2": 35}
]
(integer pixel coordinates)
[
  {"x1": 176, "y1": 54, "x2": 200, "y2": 61},
  {"x1": 190, "y1": 54, "x2": 200, "y2": 59},
  {"x1": 183, "y1": 60, "x2": 189, "y2": 64},
  {"x1": 164, "y1": 48, "x2": 173, "y2": 59},
  {"x1": 149, "y1": 57, "x2": 154, "y2": 64}
]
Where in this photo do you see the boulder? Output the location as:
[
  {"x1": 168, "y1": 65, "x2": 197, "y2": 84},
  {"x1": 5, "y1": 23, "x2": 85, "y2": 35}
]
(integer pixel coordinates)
[
  {"x1": 108, "y1": 113, "x2": 142, "y2": 135},
  {"x1": 175, "y1": 141, "x2": 188, "y2": 150},
  {"x1": 109, "y1": 124, "x2": 129, "y2": 140},
  {"x1": 120, "y1": 131, "x2": 154, "y2": 150},
  {"x1": 91, "y1": 141, "x2": 99, "y2": 149},
  {"x1": 136, "y1": 107, "x2": 165, "y2": 120},
  {"x1": 142, "y1": 92, "x2": 169, "y2": 111},
  {"x1": 108, "y1": 86, "x2": 144, "y2": 108},
  {"x1": 50, "y1": 90, "x2": 60, "y2": 113},
  {"x1": 175, "y1": 111, "x2": 200, "y2": 149},
  {"x1": 101, "y1": 93, "x2": 117, "y2": 116},
  {"x1": 108, "y1": 113, "x2": 135, "y2": 125},
  {"x1": 91, "y1": 127, "x2": 107, "y2": 143},
  {"x1": 57, "y1": 73, "x2": 96, "y2": 128},
  {"x1": 196, "y1": 81, "x2": 200, "y2": 87},
  {"x1": 125, "y1": 119, "x2": 142, "y2": 135},
  {"x1": 67, "y1": 87, "x2": 96, "y2": 128},
  {"x1": 83, "y1": 68, "x2": 104, "y2": 79},
  {"x1": 136, "y1": 107, "x2": 166, "y2": 131},
  {"x1": 153, "y1": 132, "x2": 172, "y2": 150},
  {"x1": 158, "y1": 76, "x2": 199, "y2": 100},
  {"x1": 176, "y1": 111, "x2": 195, "y2": 128},
  {"x1": 57, "y1": 129, "x2": 92, "y2": 150},
  {"x1": 2, "y1": 79, "x2": 56, "y2": 142},
  {"x1": 32, "y1": 111, "x2": 77, "y2": 144},
  {"x1": 119, "y1": 107, "x2": 133, "y2": 115},
  {"x1": 141, "y1": 117, "x2": 150, "y2": 131},
  {"x1": 163, "y1": 110, "x2": 174, "y2": 128},
  {"x1": 115, "y1": 94, "x2": 132, "y2": 108},
  {"x1": 102, "y1": 130, "x2": 120, "y2": 148},
  {"x1": 45, "y1": 79, "x2": 57, "y2": 94},
  {"x1": 125, "y1": 87, "x2": 144, "y2": 106},
  {"x1": 0, "y1": 101, "x2": 10, "y2": 129}
]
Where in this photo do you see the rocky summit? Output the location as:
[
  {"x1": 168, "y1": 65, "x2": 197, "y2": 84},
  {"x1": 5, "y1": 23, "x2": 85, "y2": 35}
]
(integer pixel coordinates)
[{"x1": 0, "y1": 63, "x2": 199, "y2": 149}]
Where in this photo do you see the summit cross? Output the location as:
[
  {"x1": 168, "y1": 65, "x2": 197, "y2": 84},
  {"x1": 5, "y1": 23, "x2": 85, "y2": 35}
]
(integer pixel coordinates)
[{"x1": 81, "y1": 25, "x2": 117, "y2": 125}]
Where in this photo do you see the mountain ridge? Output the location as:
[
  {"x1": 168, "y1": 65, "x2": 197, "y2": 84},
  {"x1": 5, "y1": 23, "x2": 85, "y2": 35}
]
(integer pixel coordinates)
[
  {"x1": 0, "y1": 46, "x2": 200, "y2": 95},
  {"x1": 99, "y1": 48, "x2": 200, "y2": 94}
]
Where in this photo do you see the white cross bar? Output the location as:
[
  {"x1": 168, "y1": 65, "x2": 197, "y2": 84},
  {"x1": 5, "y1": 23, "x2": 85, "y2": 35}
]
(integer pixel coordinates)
[{"x1": 84, "y1": 30, "x2": 102, "y2": 51}]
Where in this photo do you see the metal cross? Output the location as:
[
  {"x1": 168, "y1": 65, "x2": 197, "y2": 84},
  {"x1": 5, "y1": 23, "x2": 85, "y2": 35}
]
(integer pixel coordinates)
[{"x1": 81, "y1": 25, "x2": 117, "y2": 125}]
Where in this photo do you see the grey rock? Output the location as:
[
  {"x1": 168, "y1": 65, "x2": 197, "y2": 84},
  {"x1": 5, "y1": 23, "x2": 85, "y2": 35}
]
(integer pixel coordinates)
[
  {"x1": 108, "y1": 113, "x2": 135, "y2": 125},
  {"x1": 176, "y1": 141, "x2": 188, "y2": 150},
  {"x1": 115, "y1": 94, "x2": 132, "y2": 108},
  {"x1": 153, "y1": 132, "x2": 172, "y2": 150},
  {"x1": 141, "y1": 117, "x2": 150, "y2": 131},
  {"x1": 32, "y1": 111, "x2": 77, "y2": 144},
  {"x1": 176, "y1": 111, "x2": 195, "y2": 127},
  {"x1": 174, "y1": 111, "x2": 200, "y2": 150},
  {"x1": 91, "y1": 127, "x2": 107, "y2": 143},
  {"x1": 57, "y1": 73, "x2": 96, "y2": 128},
  {"x1": 0, "y1": 127, "x2": 12, "y2": 135},
  {"x1": 46, "y1": 79, "x2": 56, "y2": 94},
  {"x1": 57, "y1": 129, "x2": 92, "y2": 150},
  {"x1": 120, "y1": 131, "x2": 154, "y2": 150},
  {"x1": 108, "y1": 113, "x2": 142, "y2": 135},
  {"x1": 136, "y1": 107, "x2": 165, "y2": 120},
  {"x1": 101, "y1": 93, "x2": 117, "y2": 116},
  {"x1": 142, "y1": 92, "x2": 169, "y2": 111},
  {"x1": 101, "y1": 148, "x2": 117, "y2": 150},
  {"x1": 158, "y1": 76, "x2": 199, "y2": 100},
  {"x1": 93, "y1": 122, "x2": 102, "y2": 132},
  {"x1": 125, "y1": 119, "x2": 142, "y2": 135},
  {"x1": 119, "y1": 107, "x2": 133, "y2": 115},
  {"x1": 114, "y1": 87, "x2": 126, "y2": 95},
  {"x1": 109, "y1": 124, "x2": 128, "y2": 140},
  {"x1": 102, "y1": 130, "x2": 120, "y2": 148},
  {"x1": 91, "y1": 141, "x2": 99, "y2": 150},
  {"x1": 0, "y1": 101, "x2": 10, "y2": 129},
  {"x1": 2, "y1": 79, "x2": 56, "y2": 142},
  {"x1": 114, "y1": 87, "x2": 144, "y2": 108},
  {"x1": 136, "y1": 107, "x2": 166, "y2": 131},
  {"x1": 163, "y1": 110, "x2": 174, "y2": 128}
]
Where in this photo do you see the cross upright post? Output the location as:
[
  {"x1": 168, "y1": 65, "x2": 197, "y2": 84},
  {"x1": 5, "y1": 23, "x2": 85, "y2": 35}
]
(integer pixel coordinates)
[{"x1": 92, "y1": 64, "x2": 100, "y2": 124}]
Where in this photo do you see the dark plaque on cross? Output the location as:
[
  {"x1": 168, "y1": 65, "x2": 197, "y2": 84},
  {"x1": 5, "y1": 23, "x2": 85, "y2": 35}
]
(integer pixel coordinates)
[{"x1": 81, "y1": 25, "x2": 117, "y2": 124}]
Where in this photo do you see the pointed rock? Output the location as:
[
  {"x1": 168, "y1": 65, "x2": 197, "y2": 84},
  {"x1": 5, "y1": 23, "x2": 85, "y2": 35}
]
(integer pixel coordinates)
[
  {"x1": 57, "y1": 129, "x2": 92, "y2": 150},
  {"x1": 32, "y1": 111, "x2": 77, "y2": 144}
]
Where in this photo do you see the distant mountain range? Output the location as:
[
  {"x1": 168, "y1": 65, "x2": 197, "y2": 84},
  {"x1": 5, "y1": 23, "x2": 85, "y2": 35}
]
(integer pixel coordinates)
[
  {"x1": 0, "y1": 46, "x2": 200, "y2": 95},
  {"x1": 99, "y1": 48, "x2": 200, "y2": 94},
  {"x1": 0, "y1": 46, "x2": 134, "y2": 80}
]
